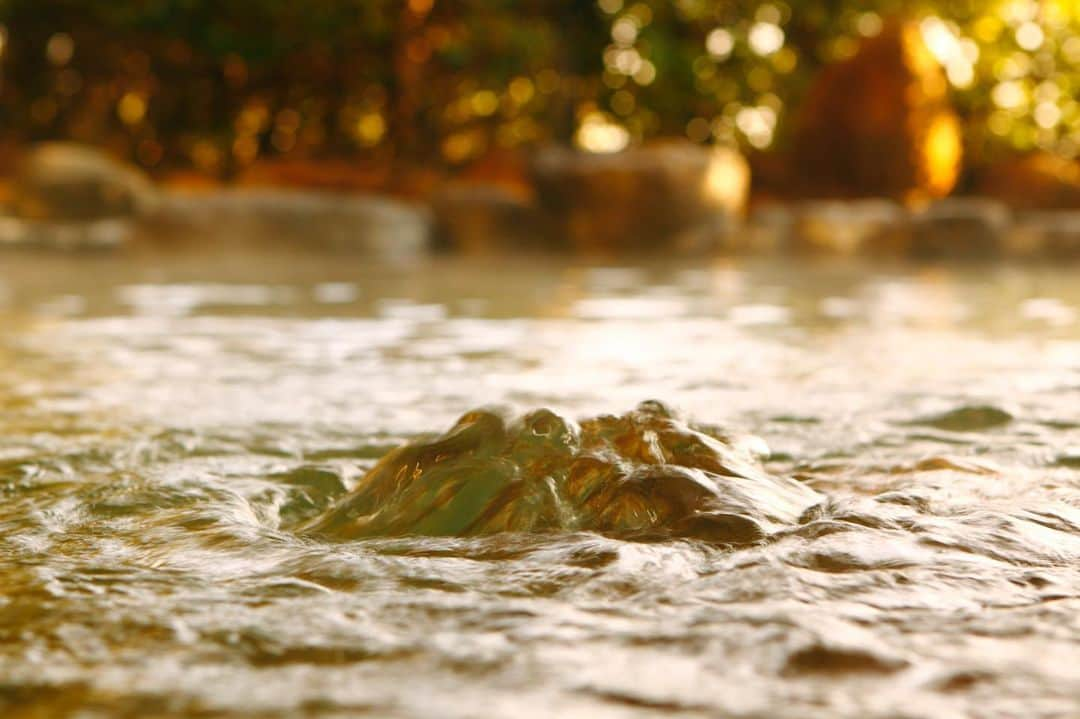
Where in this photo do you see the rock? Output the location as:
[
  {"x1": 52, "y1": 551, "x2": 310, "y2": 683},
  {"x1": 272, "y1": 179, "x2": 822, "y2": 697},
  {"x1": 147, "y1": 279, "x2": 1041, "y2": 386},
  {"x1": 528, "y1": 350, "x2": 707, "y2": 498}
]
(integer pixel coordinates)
[
  {"x1": 238, "y1": 158, "x2": 444, "y2": 198},
  {"x1": 430, "y1": 183, "x2": 544, "y2": 252},
  {"x1": 909, "y1": 198, "x2": 1011, "y2": 258},
  {"x1": 530, "y1": 142, "x2": 749, "y2": 253},
  {"x1": 9, "y1": 142, "x2": 157, "y2": 221},
  {"x1": 792, "y1": 199, "x2": 909, "y2": 255},
  {"x1": 1006, "y1": 211, "x2": 1080, "y2": 259},
  {"x1": 744, "y1": 202, "x2": 796, "y2": 254},
  {"x1": 0, "y1": 216, "x2": 133, "y2": 250},
  {"x1": 0, "y1": 143, "x2": 156, "y2": 249},
  {"x1": 155, "y1": 189, "x2": 431, "y2": 256},
  {"x1": 976, "y1": 153, "x2": 1080, "y2": 210},
  {"x1": 792, "y1": 19, "x2": 962, "y2": 204},
  {"x1": 300, "y1": 401, "x2": 821, "y2": 542}
]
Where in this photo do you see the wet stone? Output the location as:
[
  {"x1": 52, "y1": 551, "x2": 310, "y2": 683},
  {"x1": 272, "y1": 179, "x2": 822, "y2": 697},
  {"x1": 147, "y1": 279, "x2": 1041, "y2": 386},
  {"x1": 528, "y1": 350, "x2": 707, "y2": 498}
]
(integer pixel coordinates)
[
  {"x1": 909, "y1": 198, "x2": 1011, "y2": 259},
  {"x1": 9, "y1": 143, "x2": 157, "y2": 222},
  {"x1": 791, "y1": 199, "x2": 909, "y2": 255},
  {"x1": 1, "y1": 143, "x2": 156, "y2": 249},
  {"x1": 430, "y1": 183, "x2": 544, "y2": 252},
  {"x1": 154, "y1": 189, "x2": 431, "y2": 255},
  {"x1": 1007, "y1": 211, "x2": 1080, "y2": 259},
  {"x1": 531, "y1": 142, "x2": 749, "y2": 253}
]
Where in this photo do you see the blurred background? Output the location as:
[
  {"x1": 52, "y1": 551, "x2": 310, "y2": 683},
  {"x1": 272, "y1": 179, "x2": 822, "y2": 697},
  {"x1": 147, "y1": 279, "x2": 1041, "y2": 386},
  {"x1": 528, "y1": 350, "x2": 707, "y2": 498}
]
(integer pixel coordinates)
[{"x1": 3, "y1": 0, "x2": 1080, "y2": 255}]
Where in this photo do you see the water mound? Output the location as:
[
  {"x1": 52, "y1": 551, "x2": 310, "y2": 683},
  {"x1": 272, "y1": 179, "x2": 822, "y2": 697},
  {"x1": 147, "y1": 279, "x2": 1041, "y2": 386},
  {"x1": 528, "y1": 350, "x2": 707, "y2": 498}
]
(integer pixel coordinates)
[
  {"x1": 299, "y1": 401, "x2": 821, "y2": 543},
  {"x1": 913, "y1": 404, "x2": 1014, "y2": 432}
]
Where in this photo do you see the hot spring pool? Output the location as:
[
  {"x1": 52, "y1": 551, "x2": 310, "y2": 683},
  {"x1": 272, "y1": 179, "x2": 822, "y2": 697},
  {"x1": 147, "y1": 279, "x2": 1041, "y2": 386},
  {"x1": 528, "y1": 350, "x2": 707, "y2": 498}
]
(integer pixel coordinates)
[{"x1": 1, "y1": 249, "x2": 1078, "y2": 718}]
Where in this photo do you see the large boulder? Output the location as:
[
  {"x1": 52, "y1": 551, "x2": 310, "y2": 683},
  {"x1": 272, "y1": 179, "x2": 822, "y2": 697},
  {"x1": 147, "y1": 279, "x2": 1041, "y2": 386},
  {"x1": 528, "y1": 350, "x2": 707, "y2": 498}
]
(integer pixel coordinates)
[
  {"x1": 792, "y1": 19, "x2": 962, "y2": 204},
  {"x1": 0, "y1": 143, "x2": 157, "y2": 248},
  {"x1": 976, "y1": 153, "x2": 1080, "y2": 210},
  {"x1": 531, "y1": 142, "x2": 749, "y2": 253},
  {"x1": 791, "y1": 199, "x2": 909, "y2": 255},
  {"x1": 1007, "y1": 211, "x2": 1080, "y2": 259},
  {"x1": 9, "y1": 143, "x2": 157, "y2": 221},
  {"x1": 430, "y1": 182, "x2": 545, "y2": 252},
  {"x1": 909, "y1": 198, "x2": 1011, "y2": 258},
  {"x1": 155, "y1": 189, "x2": 431, "y2": 256}
]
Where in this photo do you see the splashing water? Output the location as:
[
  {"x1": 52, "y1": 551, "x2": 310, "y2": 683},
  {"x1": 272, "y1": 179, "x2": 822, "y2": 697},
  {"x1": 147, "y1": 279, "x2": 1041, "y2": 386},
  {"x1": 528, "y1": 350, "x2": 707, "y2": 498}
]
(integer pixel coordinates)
[{"x1": 300, "y1": 402, "x2": 819, "y2": 542}]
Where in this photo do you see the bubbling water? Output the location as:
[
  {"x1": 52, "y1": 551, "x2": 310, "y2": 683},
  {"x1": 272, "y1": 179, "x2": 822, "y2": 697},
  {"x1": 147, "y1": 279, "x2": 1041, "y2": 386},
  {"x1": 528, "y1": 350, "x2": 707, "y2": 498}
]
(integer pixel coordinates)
[{"x1": 299, "y1": 401, "x2": 822, "y2": 543}]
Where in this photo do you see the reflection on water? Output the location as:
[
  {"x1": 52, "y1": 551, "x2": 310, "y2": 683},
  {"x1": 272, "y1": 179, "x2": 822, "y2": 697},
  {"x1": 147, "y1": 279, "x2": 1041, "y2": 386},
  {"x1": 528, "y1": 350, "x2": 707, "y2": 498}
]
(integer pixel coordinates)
[{"x1": 1, "y1": 250, "x2": 1079, "y2": 718}]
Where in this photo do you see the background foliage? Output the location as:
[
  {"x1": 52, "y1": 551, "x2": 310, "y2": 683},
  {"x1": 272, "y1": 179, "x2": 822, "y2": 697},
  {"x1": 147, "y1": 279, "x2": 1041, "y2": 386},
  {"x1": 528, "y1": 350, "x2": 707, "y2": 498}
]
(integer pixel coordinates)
[{"x1": 0, "y1": 0, "x2": 1075, "y2": 176}]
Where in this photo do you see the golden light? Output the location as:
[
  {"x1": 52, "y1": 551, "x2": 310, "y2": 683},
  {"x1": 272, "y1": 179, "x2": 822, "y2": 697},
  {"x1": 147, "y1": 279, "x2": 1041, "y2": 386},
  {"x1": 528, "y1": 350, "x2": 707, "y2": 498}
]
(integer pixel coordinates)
[
  {"x1": 756, "y1": 4, "x2": 783, "y2": 24},
  {"x1": 706, "y1": 28, "x2": 734, "y2": 59},
  {"x1": 232, "y1": 135, "x2": 258, "y2": 164},
  {"x1": 441, "y1": 130, "x2": 485, "y2": 163},
  {"x1": 626, "y1": 2, "x2": 652, "y2": 26},
  {"x1": 575, "y1": 111, "x2": 630, "y2": 153},
  {"x1": 987, "y1": 110, "x2": 1012, "y2": 136},
  {"x1": 355, "y1": 113, "x2": 387, "y2": 145},
  {"x1": 856, "y1": 13, "x2": 883, "y2": 37},
  {"x1": 611, "y1": 17, "x2": 638, "y2": 46},
  {"x1": 1002, "y1": 0, "x2": 1039, "y2": 23},
  {"x1": 469, "y1": 90, "x2": 499, "y2": 117},
  {"x1": 735, "y1": 105, "x2": 776, "y2": 148},
  {"x1": 610, "y1": 89, "x2": 635, "y2": 116},
  {"x1": 1063, "y1": 36, "x2": 1080, "y2": 64},
  {"x1": 507, "y1": 77, "x2": 534, "y2": 105},
  {"x1": 117, "y1": 92, "x2": 148, "y2": 126},
  {"x1": 919, "y1": 14, "x2": 975, "y2": 88},
  {"x1": 686, "y1": 117, "x2": 710, "y2": 143},
  {"x1": 922, "y1": 112, "x2": 963, "y2": 199},
  {"x1": 190, "y1": 140, "x2": 222, "y2": 173},
  {"x1": 920, "y1": 18, "x2": 958, "y2": 59},
  {"x1": 611, "y1": 47, "x2": 643, "y2": 75},
  {"x1": 703, "y1": 146, "x2": 750, "y2": 213},
  {"x1": 1034, "y1": 101, "x2": 1062, "y2": 128},
  {"x1": 1015, "y1": 21, "x2": 1045, "y2": 51},
  {"x1": 748, "y1": 22, "x2": 784, "y2": 56},
  {"x1": 46, "y1": 32, "x2": 74, "y2": 66},
  {"x1": 992, "y1": 80, "x2": 1027, "y2": 109},
  {"x1": 632, "y1": 59, "x2": 656, "y2": 85},
  {"x1": 772, "y1": 46, "x2": 798, "y2": 73}
]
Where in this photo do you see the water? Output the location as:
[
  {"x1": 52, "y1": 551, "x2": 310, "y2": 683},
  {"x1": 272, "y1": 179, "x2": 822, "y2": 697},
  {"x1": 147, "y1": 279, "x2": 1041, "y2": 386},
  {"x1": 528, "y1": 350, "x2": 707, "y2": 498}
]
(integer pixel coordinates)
[{"x1": 1, "y1": 249, "x2": 1079, "y2": 718}]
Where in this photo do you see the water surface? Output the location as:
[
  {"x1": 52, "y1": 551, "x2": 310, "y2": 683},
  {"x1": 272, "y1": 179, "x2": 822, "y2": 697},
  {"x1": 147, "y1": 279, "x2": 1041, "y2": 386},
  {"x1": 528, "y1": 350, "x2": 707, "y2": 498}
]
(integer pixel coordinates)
[{"x1": 1, "y1": 250, "x2": 1078, "y2": 718}]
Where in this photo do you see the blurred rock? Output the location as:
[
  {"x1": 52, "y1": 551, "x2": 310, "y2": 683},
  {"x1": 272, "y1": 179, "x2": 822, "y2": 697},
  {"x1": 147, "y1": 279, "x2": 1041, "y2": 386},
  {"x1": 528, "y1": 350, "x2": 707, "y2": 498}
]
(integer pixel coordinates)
[
  {"x1": 976, "y1": 153, "x2": 1080, "y2": 210},
  {"x1": 744, "y1": 203, "x2": 796, "y2": 253},
  {"x1": 1007, "y1": 211, "x2": 1080, "y2": 259},
  {"x1": 9, "y1": 142, "x2": 157, "y2": 221},
  {"x1": 0, "y1": 216, "x2": 133, "y2": 250},
  {"x1": 531, "y1": 142, "x2": 749, "y2": 253},
  {"x1": 155, "y1": 189, "x2": 430, "y2": 256},
  {"x1": 431, "y1": 183, "x2": 544, "y2": 252},
  {"x1": 793, "y1": 19, "x2": 961, "y2": 204},
  {"x1": 457, "y1": 149, "x2": 535, "y2": 200},
  {"x1": 0, "y1": 143, "x2": 156, "y2": 249},
  {"x1": 792, "y1": 199, "x2": 909, "y2": 255},
  {"x1": 238, "y1": 158, "x2": 443, "y2": 199},
  {"x1": 910, "y1": 198, "x2": 1011, "y2": 258}
]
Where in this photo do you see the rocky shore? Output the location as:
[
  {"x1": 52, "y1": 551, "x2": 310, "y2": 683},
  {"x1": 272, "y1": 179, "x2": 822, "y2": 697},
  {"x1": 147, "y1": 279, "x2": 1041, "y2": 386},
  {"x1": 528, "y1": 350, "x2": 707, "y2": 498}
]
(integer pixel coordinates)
[{"x1": 2, "y1": 142, "x2": 1078, "y2": 260}]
